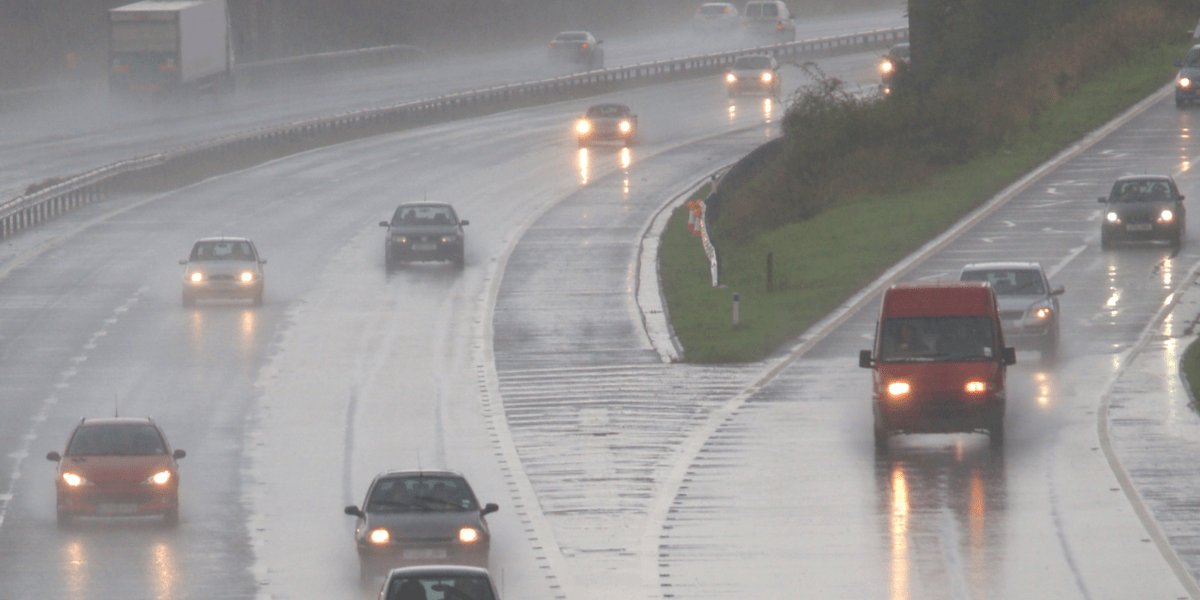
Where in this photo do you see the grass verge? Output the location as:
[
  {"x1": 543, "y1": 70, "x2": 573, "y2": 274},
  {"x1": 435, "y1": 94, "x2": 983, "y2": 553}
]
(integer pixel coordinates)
[{"x1": 660, "y1": 39, "x2": 1189, "y2": 363}]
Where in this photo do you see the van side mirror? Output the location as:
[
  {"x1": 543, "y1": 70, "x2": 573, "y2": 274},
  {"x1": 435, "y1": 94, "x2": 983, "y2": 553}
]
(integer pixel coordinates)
[
  {"x1": 46, "y1": 451, "x2": 61, "y2": 462},
  {"x1": 459, "y1": 220, "x2": 470, "y2": 226},
  {"x1": 481, "y1": 502, "x2": 499, "y2": 516},
  {"x1": 1050, "y1": 285, "x2": 1065, "y2": 296},
  {"x1": 173, "y1": 449, "x2": 186, "y2": 459},
  {"x1": 1001, "y1": 347, "x2": 1017, "y2": 365},
  {"x1": 344, "y1": 505, "x2": 364, "y2": 518},
  {"x1": 379, "y1": 221, "x2": 390, "y2": 227},
  {"x1": 1097, "y1": 197, "x2": 1107, "y2": 203},
  {"x1": 1179, "y1": 195, "x2": 1186, "y2": 201},
  {"x1": 859, "y1": 350, "x2": 874, "y2": 368}
]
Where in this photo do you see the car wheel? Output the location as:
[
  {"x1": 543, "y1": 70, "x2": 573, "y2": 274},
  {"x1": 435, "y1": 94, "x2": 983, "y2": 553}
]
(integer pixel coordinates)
[
  {"x1": 56, "y1": 510, "x2": 72, "y2": 528},
  {"x1": 873, "y1": 415, "x2": 889, "y2": 453},
  {"x1": 454, "y1": 250, "x2": 465, "y2": 268},
  {"x1": 987, "y1": 412, "x2": 1004, "y2": 449},
  {"x1": 182, "y1": 292, "x2": 195, "y2": 307}
]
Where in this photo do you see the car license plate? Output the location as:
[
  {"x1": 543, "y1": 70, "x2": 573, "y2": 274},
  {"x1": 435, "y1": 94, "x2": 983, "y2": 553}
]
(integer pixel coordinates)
[
  {"x1": 97, "y1": 503, "x2": 139, "y2": 515},
  {"x1": 403, "y1": 548, "x2": 447, "y2": 560},
  {"x1": 411, "y1": 243, "x2": 438, "y2": 251},
  {"x1": 1126, "y1": 224, "x2": 1153, "y2": 231}
]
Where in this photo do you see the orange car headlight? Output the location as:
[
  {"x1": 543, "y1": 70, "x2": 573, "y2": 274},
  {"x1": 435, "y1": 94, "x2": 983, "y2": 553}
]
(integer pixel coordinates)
[{"x1": 886, "y1": 381, "x2": 910, "y2": 398}]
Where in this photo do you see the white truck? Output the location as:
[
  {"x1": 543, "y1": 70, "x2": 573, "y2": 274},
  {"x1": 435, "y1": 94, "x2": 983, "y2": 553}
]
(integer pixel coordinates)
[{"x1": 108, "y1": 0, "x2": 234, "y2": 96}]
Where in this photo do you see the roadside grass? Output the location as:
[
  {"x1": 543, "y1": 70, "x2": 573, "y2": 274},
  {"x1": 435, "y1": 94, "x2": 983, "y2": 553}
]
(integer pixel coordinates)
[
  {"x1": 660, "y1": 39, "x2": 1189, "y2": 363},
  {"x1": 1184, "y1": 337, "x2": 1200, "y2": 412}
]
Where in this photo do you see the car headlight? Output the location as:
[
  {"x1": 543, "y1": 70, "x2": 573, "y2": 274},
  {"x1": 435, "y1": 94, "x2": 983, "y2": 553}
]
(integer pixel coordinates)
[
  {"x1": 1106, "y1": 212, "x2": 1119, "y2": 223},
  {"x1": 62, "y1": 472, "x2": 84, "y2": 487},
  {"x1": 618, "y1": 120, "x2": 632, "y2": 133},
  {"x1": 369, "y1": 528, "x2": 390, "y2": 544},
  {"x1": 392, "y1": 236, "x2": 407, "y2": 244},
  {"x1": 459, "y1": 527, "x2": 479, "y2": 543},
  {"x1": 761, "y1": 72, "x2": 773, "y2": 82},
  {"x1": 240, "y1": 272, "x2": 254, "y2": 282},
  {"x1": 1034, "y1": 306, "x2": 1052, "y2": 320},
  {"x1": 880, "y1": 60, "x2": 894, "y2": 74},
  {"x1": 726, "y1": 73, "x2": 737, "y2": 83},
  {"x1": 146, "y1": 470, "x2": 171, "y2": 485},
  {"x1": 886, "y1": 381, "x2": 910, "y2": 398},
  {"x1": 1182, "y1": 77, "x2": 1192, "y2": 88},
  {"x1": 441, "y1": 235, "x2": 458, "y2": 243},
  {"x1": 190, "y1": 272, "x2": 203, "y2": 283},
  {"x1": 964, "y1": 381, "x2": 987, "y2": 394},
  {"x1": 1161, "y1": 209, "x2": 1174, "y2": 222},
  {"x1": 576, "y1": 120, "x2": 591, "y2": 135}
]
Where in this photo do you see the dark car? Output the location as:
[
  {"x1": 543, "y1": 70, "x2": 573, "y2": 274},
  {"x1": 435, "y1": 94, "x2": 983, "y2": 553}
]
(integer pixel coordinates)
[
  {"x1": 1175, "y1": 45, "x2": 1200, "y2": 108},
  {"x1": 960, "y1": 262, "x2": 1064, "y2": 362},
  {"x1": 47, "y1": 417, "x2": 186, "y2": 527},
  {"x1": 376, "y1": 565, "x2": 500, "y2": 600},
  {"x1": 1098, "y1": 175, "x2": 1186, "y2": 249},
  {"x1": 179, "y1": 237, "x2": 266, "y2": 306},
  {"x1": 345, "y1": 470, "x2": 499, "y2": 582},
  {"x1": 725, "y1": 54, "x2": 780, "y2": 96},
  {"x1": 548, "y1": 31, "x2": 604, "y2": 69},
  {"x1": 880, "y1": 43, "x2": 909, "y2": 94},
  {"x1": 379, "y1": 203, "x2": 468, "y2": 269},
  {"x1": 575, "y1": 103, "x2": 638, "y2": 147}
]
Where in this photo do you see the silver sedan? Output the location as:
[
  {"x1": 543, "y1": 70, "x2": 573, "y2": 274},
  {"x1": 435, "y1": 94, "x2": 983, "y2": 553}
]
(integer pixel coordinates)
[{"x1": 179, "y1": 237, "x2": 266, "y2": 306}]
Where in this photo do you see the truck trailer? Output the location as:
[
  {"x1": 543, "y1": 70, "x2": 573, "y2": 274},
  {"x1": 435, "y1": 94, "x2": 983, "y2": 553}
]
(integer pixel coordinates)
[{"x1": 108, "y1": 0, "x2": 234, "y2": 96}]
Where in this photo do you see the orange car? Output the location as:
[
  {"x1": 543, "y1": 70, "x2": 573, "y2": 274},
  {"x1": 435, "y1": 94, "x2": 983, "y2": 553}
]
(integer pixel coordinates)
[{"x1": 47, "y1": 417, "x2": 186, "y2": 527}]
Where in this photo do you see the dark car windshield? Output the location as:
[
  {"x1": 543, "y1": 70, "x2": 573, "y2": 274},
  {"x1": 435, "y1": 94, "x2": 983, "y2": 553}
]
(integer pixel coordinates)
[
  {"x1": 384, "y1": 575, "x2": 495, "y2": 600},
  {"x1": 889, "y1": 44, "x2": 910, "y2": 60},
  {"x1": 1109, "y1": 179, "x2": 1174, "y2": 202},
  {"x1": 879, "y1": 316, "x2": 996, "y2": 362},
  {"x1": 960, "y1": 269, "x2": 1045, "y2": 296},
  {"x1": 190, "y1": 240, "x2": 255, "y2": 261},
  {"x1": 698, "y1": 4, "x2": 730, "y2": 14},
  {"x1": 586, "y1": 105, "x2": 629, "y2": 118},
  {"x1": 554, "y1": 32, "x2": 587, "y2": 42},
  {"x1": 368, "y1": 476, "x2": 479, "y2": 513},
  {"x1": 734, "y1": 56, "x2": 772, "y2": 70},
  {"x1": 391, "y1": 205, "x2": 458, "y2": 226},
  {"x1": 67, "y1": 424, "x2": 167, "y2": 456},
  {"x1": 1184, "y1": 48, "x2": 1200, "y2": 68}
]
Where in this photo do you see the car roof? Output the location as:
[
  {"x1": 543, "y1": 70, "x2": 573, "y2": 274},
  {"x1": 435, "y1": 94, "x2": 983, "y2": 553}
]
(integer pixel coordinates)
[
  {"x1": 77, "y1": 417, "x2": 157, "y2": 427},
  {"x1": 1113, "y1": 174, "x2": 1174, "y2": 183},
  {"x1": 961, "y1": 261, "x2": 1043, "y2": 272},
  {"x1": 587, "y1": 103, "x2": 630, "y2": 110},
  {"x1": 194, "y1": 236, "x2": 254, "y2": 244},
  {"x1": 701, "y1": 2, "x2": 735, "y2": 6},
  {"x1": 375, "y1": 469, "x2": 466, "y2": 479},
  {"x1": 555, "y1": 30, "x2": 591, "y2": 36},
  {"x1": 394, "y1": 202, "x2": 455, "y2": 209},
  {"x1": 385, "y1": 565, "x2": 492, "y2": 578}
]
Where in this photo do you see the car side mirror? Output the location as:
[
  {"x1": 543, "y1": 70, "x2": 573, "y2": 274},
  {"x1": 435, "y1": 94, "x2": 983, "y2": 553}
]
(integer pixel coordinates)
[
  {"x1": 1002, "y1": 347, "x2": 1017, "y2": 365},
  {"x1": 459, "y1": 220, "x2": 470, "y2": 226},
  {"x1": 259, "y1": 259, "x2": 267, "y2": 265},
  {"x1": 859, "y1": 350, "x2": 874, "y2": 369},
  {"x1": 379, "y1": 221, "x2": 390, "y2": 227},
  {"x1": 46, "y1": 451, "x2": 61, "y2": 462},
  {"x1": 481, "y1": 502, "x2": 499, "y2": 516},
  {"x1": 1179, "y1": 195, "x2": 1186, "y2": 201},
  {"x1": 1176, "y1": 60, "x2": 1184, "y2": 67},
  {"x1": 173, "y1": 449, "x2": 186, "y2": 459},
  {"x1": 178, "y1": 259, "x2": 187, "y2": 265},
  {"x1": 344, "y1": 505, "x2": 364, "y2": 518},
  {"x1": 1051, "y1": 285, "x2": 1065, "y2": 296},
  {"x1": 1097, "y1": 197, "x2": 1108, "y2": 203}
]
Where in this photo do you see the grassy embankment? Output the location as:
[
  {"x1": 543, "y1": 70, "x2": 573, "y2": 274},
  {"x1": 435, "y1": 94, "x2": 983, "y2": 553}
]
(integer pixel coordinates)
[{"x1": 660, "y1": 35, "x2": 1190, "y2": 363}]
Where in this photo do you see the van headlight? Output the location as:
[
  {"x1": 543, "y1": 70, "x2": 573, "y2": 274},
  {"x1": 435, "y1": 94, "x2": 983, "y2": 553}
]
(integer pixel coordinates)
[
  {"x1": 1181, "y1": 77, "x2": 1192, "y2": 88},
  {"x1": 369, "y1": 528, "x2": 390, "y2": 544},
  {"x1": 459, "y1": 527, "x2": 479, "y2": 543},
  {"x1": 886, "y1": 381, "x2": 910, "y2": 398},
  {"x1": 726, "y1": 73, "x2": 737, "y2": 83},
  {"x1": 62, "y1": 472, "x2": 84, "y2": 487},
  {"x1": 1105, "y1": 212, "x2": 1119, "y2": 223},
  {"x1": 145, "y1": 470, "x2": 171, "y2": 485},
  {"x1": 576, "y1": 120, "x2": 591, "y2": 135},
  {"x1": 964, "y1": 381, "x2": 987, "y2": 394},
  {"x1": 619, "y1": 120, "x2": 632, "y2": 133},
  {"x1": 190, "y1": 272, "x2": 203, "y2": 283},
  {"x1": 761, "y1": 72, "x2": 773, "y2": 82},
  {"x1": 240, "y1": 272, "x2": 254, "y2": 282},
  {"x1": 1160, "y1": 209, "x2": 1174, "y2": 222}
]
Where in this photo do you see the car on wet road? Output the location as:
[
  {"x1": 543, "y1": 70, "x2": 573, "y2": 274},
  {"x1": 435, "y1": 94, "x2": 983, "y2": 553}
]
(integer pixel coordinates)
[
  {"x1": 1098, "y1": 174, "x2": 1186, "y2": 250},
  {"x1": 575, "y1": 103, "x2": 638, "y2": 147},
  {"x1": 46, "y1": 417, "x2": 186, "y2": 527},
  {"x1": 376, "y1": 565, "x2": 500, "y2": 600},
  {"x1": 880, "y1": 42, "x2": 909, "y2": 93},
  {"x1": 548, "y1": 31, "x2": 604, "y2": 69},
  {"x1": 740, "y1": 0, "x2": 795, "y2": 42},
  {"x1": 725, "y1": 54, "x2": 780, "y2": 96},
  {"x1": 692, "y1": 2, "x2": 740, "y2": 36},
  {"x1": 345, "y1": 470, "x2": 499, "y2": 582},
  {"x1": 380, "y1": 202, "x2": 468, "y2": 269},
  {"x1": 959, "y1": 262, "x2": 1064, "y2": 362},
  {"x1": 1175, "y1": 45, "x2": 1200, "y2": 108},
  {"x1": 179, "y1": 237, "x2": 266, "y2": 306}
]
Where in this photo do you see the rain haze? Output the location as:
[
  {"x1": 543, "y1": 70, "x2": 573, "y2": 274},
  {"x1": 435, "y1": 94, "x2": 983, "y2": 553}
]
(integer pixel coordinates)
[{"x1": 3, "y1": 0, "x2": 1200, "y2": 599}]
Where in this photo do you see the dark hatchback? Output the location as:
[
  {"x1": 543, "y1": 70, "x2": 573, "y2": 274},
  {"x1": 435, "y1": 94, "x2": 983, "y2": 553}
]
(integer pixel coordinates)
[
  {"x1": 380, "y1": 203, "x2": 468, "y2": 269},
  {"x1": 1098, "y1": 175, "x2": 1186, "y2": 250},
  {"x1": 345, "y1": 470, "x2": 499, "y2": 582},
  {"x1": 1175, "y1": 45, "x2": 1200, "y2": 108}
]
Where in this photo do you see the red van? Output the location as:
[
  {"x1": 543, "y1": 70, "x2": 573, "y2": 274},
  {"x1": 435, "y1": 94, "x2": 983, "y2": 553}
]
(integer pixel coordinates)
[{"x1": 859, "y1": 281, "x2": 1016, "y2": 451}]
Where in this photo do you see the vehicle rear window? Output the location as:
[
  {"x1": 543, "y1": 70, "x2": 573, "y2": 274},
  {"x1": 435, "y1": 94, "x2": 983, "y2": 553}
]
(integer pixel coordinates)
[
  {"x1": 744, "y1": 3, "x2": 761, "y2": 17},
  {"x1": 960, "y1": 269, "x2": 1044, "y2": 296},
  {"x1": 384, "y1": 574, "x2": 495, "y2": 600},
  {"x1": 699, "y1": 4, "x2": 729, "y2": 14},
  {"x1": 879, "y1": 316, "x2": 996, "y2": 362},
  {"x1": 67, "y1": 424, "x2": 167, "y2": 456},
  {"x1": 555, "y1": 33, "x2": 587, "y2": 41},
  {"x1": 391, "y1": 205, "x2": 457, "y2": 225},
  {"x1": 760, "y1": 3, "x2": 778, "y2": 16},
  {"x1": 368, "y1": 476, "x2": 479, "y2": 512},
  {"x1": 734, "y1": 56, "x2": 772, "y2": 69}
]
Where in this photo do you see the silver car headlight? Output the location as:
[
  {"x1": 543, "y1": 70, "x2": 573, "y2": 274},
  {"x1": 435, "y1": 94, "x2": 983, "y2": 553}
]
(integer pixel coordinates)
[
  {"x1": 1028, "y1": 303, "x2": 1053, "y2": 321},
  {"x1": 1160, "y1": 209, "x2": 1174, "y2": 222},
  {"x1": 1105, "y1": 212, "x2": 1119, "y2": 223},
  {"x1": 240, "y1": 272, "x2": 255, "y2": 282},
  {"x1": 441, "y1": 235, "x2": 458, "y2": 243},
  {"x1": 392, "y1": 236, "x2": 407, "y2": 243},
  {"x1": 576, "y1": 120, "x2": 591, "y2": 135},
  {"x1": 619, "y1": 120, "x2": 632, "y2": 133},
  {"x1": 189, "y1": 272, "x2": 203, "y2": 283},
  {"x1": 1182, "y1": 77, "x2": 1192, "y2": 88},
  {"x1": 725, "y1": 73, "x2": 737, "y2": 83},
  {"x1": 761, "y1": 72, "x2": 772, "y2": 82}
]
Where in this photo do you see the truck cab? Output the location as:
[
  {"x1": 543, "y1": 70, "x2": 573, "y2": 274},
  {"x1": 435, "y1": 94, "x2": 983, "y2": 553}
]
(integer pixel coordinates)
[{"x1": 859, "y1": 281, "x2": 1015, "y2": 451}]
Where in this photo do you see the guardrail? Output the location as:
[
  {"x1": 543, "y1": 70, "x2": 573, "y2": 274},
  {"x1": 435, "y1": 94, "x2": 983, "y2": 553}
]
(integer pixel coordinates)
[{"x1": 0, "y1": 26, "x2": 906, "y2": 241}]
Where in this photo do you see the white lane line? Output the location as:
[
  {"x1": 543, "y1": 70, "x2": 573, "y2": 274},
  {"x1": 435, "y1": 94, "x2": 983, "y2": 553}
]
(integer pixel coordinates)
[
  {"x1": 0, "y1": 287, "x2": 146, "y2": 533},
  {"x1": 636, "y1": 82, "x2": 1178, "y2": 600},
  {"x1": 1097, "y1": 256, "x2": 1200, "y2": 599}
]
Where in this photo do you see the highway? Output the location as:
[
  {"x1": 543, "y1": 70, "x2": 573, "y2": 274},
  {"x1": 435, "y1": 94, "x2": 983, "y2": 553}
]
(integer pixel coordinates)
[{"x1": 2, "y1": 4, "x2": 1200, "y2": 600}]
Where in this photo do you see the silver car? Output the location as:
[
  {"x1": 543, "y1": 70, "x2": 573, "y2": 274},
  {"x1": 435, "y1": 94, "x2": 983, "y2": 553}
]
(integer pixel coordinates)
[
  {"x1": 959, "y1": 262, "x2": 1064, "y2": 361},
  {"x1": 179, "y1": 237, "x2": 266, "y2": 306},
  {"x1": 376, "y1": 565, "x2": 500, "y2": 600}
]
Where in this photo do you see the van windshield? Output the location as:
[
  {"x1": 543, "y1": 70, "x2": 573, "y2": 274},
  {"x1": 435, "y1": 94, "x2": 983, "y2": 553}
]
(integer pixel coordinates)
[{"x1": 879, "y1": 316, "x2": 996, "y2": 362}]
